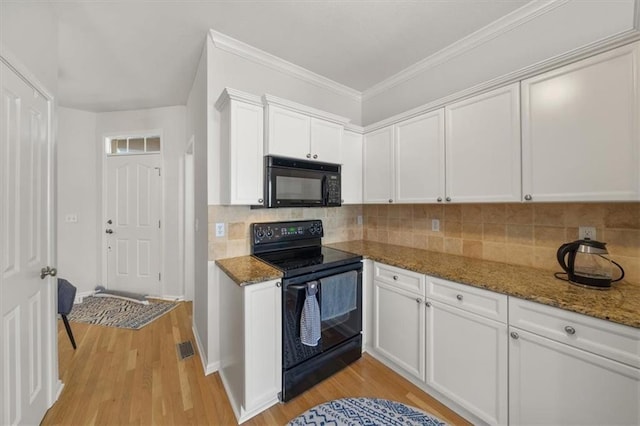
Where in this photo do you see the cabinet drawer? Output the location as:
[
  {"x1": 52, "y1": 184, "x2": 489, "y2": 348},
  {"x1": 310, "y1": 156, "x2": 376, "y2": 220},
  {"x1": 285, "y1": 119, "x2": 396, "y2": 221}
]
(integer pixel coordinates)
[
  {"x1": 426, "y1": 276, "x2": 507, "y2": 323},
  {"x1": 374, "y1": 263, "x2": 425, "y2": 296},
  {"x1": 509, "y1": 297, "x2": 640, "y2": 368}
]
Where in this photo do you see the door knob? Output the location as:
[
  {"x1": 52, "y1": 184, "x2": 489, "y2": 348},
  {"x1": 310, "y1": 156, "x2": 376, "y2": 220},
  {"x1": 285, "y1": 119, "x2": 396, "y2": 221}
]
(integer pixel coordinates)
[
  {"x1": 40, "y1": 266, "x2": 57, "y2": 279},
  {"x1": 107, "y1": 219, "x2": 113, "y2": 224},
  {"x1": 105, "y1": 229, "x2": 113, "y2": 234}
]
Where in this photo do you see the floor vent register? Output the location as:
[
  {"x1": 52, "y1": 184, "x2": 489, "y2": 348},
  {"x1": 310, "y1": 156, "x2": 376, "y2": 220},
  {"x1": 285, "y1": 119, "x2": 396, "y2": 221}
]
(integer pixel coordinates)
[{"x1": 177, "y1": 341, "x2": 195, "y2": 360}]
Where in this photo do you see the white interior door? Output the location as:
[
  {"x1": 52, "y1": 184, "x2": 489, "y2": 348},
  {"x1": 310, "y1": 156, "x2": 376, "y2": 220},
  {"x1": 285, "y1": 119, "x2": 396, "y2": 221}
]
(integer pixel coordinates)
[
  {"x1": 105, "y1": 154, "x2": 161, "y2": 296},
  {"x1": 1, "y1": 60, "x2": 56, "y2": 425}
]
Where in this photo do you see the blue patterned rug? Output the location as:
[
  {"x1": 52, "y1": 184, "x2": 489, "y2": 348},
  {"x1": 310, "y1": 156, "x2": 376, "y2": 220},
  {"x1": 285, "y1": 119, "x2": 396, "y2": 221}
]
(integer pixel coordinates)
[
  {"x1": 68, "y1": 296, "x2": 178, "y2": 330},
  {"x1": 288, "y1": 397, "x2": 449, "y2": 426}
]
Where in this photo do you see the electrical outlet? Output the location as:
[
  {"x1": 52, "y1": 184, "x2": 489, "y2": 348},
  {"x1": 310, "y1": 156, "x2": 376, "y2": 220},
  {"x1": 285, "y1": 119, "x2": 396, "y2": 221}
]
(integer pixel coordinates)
[
  {"x1": 579, "y1": 226, "x2": 596, "y2": 240},
  {"x1": 215, "y1": 222, "x2": 225, "y2": 237},
  {"x1": 432, "y1": 219, "x2": 440, "y2": 232},
  {"x1": 356, "y1": 215, "x2": 363, "y2": 225}
]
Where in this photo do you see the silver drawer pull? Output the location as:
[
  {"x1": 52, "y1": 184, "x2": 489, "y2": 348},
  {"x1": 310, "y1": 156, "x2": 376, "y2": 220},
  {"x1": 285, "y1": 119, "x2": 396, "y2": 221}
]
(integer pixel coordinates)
[
  {"x1": 564, "y1": 326, "x2": 576, "y2": 335},
  {"x1": 425, "y1": 301, "x2": 431, "y2": 307},
  {"x1": 456, "y1": 294, "x2": 463, "y2": 301},
  {"x1": 510, "y1": 331, "x2": 519, "y2": 340},
  {"x1": 393, "y1": 275, "x2": 398, "y2": 280},
  {"x1": 416, "y1": 298, "x2": 422, "y2": 304}
]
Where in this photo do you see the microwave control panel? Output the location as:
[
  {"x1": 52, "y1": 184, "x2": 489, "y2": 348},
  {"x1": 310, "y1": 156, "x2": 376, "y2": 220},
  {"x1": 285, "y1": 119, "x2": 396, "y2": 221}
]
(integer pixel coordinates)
[
  {"x1": 251, "y1": 220, "x2": 324, "y2": 246},
  {"x1": 326, "y1": 175, "x2": 341, "y2": 205}
]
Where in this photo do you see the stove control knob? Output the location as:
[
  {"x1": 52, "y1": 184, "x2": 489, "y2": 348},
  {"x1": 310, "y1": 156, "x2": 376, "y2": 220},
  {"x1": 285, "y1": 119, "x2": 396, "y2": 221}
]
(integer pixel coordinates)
[
  {"x1": 266, "y1": 229, "x2": 273, "y2": 238},
  {"x1": 256, "y1": 229, "x2": 265, "y2": 239},
  {"x1": 309, "y1": 227, "x2": 316, "y2": 235}
]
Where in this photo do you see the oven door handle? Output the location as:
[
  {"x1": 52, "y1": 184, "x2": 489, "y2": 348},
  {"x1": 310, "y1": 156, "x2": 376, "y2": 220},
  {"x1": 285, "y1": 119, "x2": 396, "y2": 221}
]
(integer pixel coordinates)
[{"x1": 288, "y1": 284, "x2": 309, "y2": 290}]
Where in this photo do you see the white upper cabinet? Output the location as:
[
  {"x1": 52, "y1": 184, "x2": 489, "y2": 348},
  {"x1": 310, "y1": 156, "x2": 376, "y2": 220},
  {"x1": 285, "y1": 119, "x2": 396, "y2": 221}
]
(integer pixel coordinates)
[
  {"x1": 445, "y1": 83, "x2": 522, "y2": 203},
  {"x1": 266, "y1": 105, "x2": 311, "y2": 160},
  {"x1": 310, "y1": 118, "x2": 343, "y2": 164},
  {"x1": 263, "y1": 94, "x2": 348, "y2": 164},
  {"x1": 215, "y1": 88, "x2": 264, "y2": 205},
  {"x1": 341, "y1": 130, "x2": 363, "y2": 204},
  {"x1": 395, "y1": 109, "x2": 445, "y2": 203},
  {"x1": 363, "y1": 126, "x2": 394, "y2": 203},
  {"x1": 521, "y1": 42, "x2": 640, "y2": 202}
]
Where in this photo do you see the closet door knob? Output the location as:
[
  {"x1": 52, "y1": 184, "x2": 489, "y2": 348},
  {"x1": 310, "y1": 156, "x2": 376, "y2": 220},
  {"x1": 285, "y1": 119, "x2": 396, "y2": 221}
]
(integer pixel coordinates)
[
  {"x1": 510, "y1": 331, "x2": 519, "y2": 340},
  {"x1": 524, "y1": 194, "x2": 533, "y2": 201},
  {"x1": 456, "y1": 294, "x2": 463, "y2": 301},
  {"x1": 564, "y1": 326, "x2": 576, "y2": 335}
]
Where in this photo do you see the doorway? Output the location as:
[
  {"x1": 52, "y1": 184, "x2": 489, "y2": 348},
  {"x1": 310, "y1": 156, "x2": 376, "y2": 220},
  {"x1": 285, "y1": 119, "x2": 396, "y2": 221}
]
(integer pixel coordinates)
[
  {"x1": 103, "y1": 135, "x2": 163, "y2": 296},
  {"x1": 183, "y1": 138, "x2": 195, "y2": 301}
]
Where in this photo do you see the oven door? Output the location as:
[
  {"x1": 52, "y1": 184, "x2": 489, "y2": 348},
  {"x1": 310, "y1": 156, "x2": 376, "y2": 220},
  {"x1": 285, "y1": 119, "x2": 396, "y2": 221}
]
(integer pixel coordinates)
[{"x1": 282, "y1": 262, "x2": 362, "y2": 370}]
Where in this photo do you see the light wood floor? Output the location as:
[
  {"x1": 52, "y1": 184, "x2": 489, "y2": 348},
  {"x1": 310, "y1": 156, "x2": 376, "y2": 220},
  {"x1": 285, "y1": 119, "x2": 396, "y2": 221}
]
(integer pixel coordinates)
[{"x1": 42, "y1": 302, "x2": 470, "y2": 425}]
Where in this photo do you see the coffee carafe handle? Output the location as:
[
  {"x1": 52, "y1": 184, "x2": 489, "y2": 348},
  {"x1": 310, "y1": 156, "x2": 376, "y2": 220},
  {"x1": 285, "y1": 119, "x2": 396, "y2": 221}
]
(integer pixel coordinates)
[
  {"x1": 611, "y1": 259, "x2": 626, "y2": 283},
  {"x1": 556, "y1": 242, "x2": 578, "y2": 273}
]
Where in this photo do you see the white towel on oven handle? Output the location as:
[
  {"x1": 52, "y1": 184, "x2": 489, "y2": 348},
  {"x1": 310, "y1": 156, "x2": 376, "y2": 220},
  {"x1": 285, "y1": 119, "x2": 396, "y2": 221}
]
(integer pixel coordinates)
[{"x1": 300, "y1": 281, "x2": 320, "y2": 347}]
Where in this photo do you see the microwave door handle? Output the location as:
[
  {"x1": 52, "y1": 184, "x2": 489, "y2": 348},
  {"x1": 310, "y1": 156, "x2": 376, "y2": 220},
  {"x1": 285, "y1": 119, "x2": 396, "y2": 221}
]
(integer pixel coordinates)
[{"x1": 322, "y1": 175, "x2": 329, "y2": 205}]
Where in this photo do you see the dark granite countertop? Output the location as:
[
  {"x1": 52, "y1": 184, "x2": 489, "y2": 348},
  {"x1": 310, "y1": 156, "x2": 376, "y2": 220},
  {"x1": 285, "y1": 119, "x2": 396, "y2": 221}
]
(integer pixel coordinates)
[{"x1": 215, "y1": 241, "x2": 640, "y2": 329}]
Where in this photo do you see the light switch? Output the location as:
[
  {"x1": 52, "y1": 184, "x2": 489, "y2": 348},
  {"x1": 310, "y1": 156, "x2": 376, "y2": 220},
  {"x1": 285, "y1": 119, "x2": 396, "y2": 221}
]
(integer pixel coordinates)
[
  {"x1": 432, "y1": 219, "x2": 440, "y2": 232},
  {"x1": 216, "y1": 223, "x2": 225, "y2": 237}
]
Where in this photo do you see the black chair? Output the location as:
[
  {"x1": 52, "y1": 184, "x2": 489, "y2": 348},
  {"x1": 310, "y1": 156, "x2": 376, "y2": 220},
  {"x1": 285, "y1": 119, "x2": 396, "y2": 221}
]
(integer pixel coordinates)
[{"x1": 57, "y1": 278, "x2": 77, "y2": 350}]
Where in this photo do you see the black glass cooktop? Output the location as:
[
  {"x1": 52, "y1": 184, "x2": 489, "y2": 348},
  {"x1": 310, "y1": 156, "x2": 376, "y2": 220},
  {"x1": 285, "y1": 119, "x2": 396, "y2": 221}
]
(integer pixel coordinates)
[{"x1": 253, "y1": 246, "x2": 362, "y2": 278}]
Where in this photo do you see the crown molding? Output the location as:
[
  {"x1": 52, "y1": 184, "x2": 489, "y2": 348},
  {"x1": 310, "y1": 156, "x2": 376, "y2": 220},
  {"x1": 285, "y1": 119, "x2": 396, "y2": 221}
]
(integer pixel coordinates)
[
  {"x1": 262, "y1": 93, "x2": 351, "y2": 125},
  {"x1": 344, "y1": 123, "x2": 365, "y2": 134},
  {"x1": 209, "y1": 30, "x2": 362, "y2": 102},
  {"x1": 364, "y1": 34, "x2": 640, "y2": 133},
  {"x1": 214, "y1": 87, "x2": 263, "y2": 111},
  {"x1": 362, "y1": 0, "x2": 570, "y2": 101}
]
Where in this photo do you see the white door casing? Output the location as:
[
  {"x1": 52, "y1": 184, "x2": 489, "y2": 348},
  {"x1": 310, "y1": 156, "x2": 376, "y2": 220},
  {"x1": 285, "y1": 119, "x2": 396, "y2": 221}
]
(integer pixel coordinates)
[
  {"x1": 105, "y1": 153, "x2": 162, "y2": 296},
  {"x1": 1, "y1": 59, "x2": 58, "y2": 425}
]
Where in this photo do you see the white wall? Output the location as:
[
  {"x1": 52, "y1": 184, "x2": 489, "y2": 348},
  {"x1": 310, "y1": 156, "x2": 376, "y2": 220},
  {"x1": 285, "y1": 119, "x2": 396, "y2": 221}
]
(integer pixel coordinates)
[
  {"x1": 57, "y1": 108, "x2": 99, "y2": 296},
  {"x1": 0, "y1": 1, "x2": 58, "y2": 97},
  {"x1": 362, "y1": 0, "x2": 637, "y2": 125},
  {"x1": 95, "y1": 106, "x2": 187, "y2": 298},
  {"x1": 186, "y1": 48, "x2": 212, "y2": 369}
]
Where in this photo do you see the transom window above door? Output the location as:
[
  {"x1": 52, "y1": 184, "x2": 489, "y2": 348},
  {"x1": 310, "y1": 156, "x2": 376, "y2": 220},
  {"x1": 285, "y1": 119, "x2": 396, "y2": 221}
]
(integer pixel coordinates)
[{"x1": 106, "y1": 135, "x2": 161, "y2": 155}]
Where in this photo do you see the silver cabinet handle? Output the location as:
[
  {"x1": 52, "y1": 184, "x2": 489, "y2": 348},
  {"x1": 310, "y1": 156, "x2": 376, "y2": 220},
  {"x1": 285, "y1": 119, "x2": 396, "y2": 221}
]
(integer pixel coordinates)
[
  {"x1": 306, "y1": 153, "x2": 311, "y2": 158},
  {"x1": 524, "y1": 194, "x2": 532, "y2": 201},
  {"x1": 105, "y1": 229, "x2": 113, "y2": 234},
  {"x1": 456, "y1": 294, "x2": 463, "y2": 301},
  {"x1": 510, "y1": 331, "x2": 519, "y2": 339},
  {"x1": 425, "y1": 301, "x2": 431, "y2": 307},
  {"x1": 393, "y1": 275, "x2": 398, "y2": 280},
  {"x1": 313, "y1": 154, "x2": 318, "y2": 159},
  {"x1": 564, "y1": 326, "x2": 576, "y2": 335},
  {"x1": 258, "y1": 198, "x2": 264, "y2": 203},
  {"x1": 40, "y1": 266, "x2": 57, "y2": 280},
  {"x1": 416, "y1": 297, "x2": 422, "y2": 304},
  {"x1": 446, "y1": 197, "x2": 452, "y2": 202},
  {"x1": 437, "y1": 197, "x2": 442, "y2": 202},
  {"x1": 388, "y1": 199, "x2": 393, "y2": 203},
  {"x1": 276, "y1": 282, "x2": 281, "y2": 288}
]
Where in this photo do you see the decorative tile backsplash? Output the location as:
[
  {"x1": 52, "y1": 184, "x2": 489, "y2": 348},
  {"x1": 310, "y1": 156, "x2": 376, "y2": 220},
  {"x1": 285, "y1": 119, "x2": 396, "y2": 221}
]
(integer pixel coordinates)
[
  {"x1": 208, "y1": 205, "x2": 363, "y2": 260},
  {"x1": 363, "y1": 202, "x2": 640, "y2": 285},
  {"x1": 208, "y1": 202, "x2": 639, "y2": 285}
]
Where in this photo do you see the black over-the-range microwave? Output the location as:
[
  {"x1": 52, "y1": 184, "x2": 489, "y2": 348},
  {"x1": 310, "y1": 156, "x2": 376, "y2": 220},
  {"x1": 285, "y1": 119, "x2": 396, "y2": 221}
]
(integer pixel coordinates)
[{"x1": 263, "y1": 155, "x2": 341, "y2": 208}]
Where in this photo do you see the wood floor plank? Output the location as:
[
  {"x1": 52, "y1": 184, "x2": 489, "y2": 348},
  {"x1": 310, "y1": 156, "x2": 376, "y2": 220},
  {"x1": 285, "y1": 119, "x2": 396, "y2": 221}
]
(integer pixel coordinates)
[{"x1": 42, "y1": 302, "x2": 470, "y2": 425}]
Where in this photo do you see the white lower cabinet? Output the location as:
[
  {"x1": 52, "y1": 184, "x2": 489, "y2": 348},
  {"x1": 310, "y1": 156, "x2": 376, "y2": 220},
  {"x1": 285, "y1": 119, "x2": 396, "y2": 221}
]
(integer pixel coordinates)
[
  {"x1": 509, "y1": 298, "x2": 640, "y2": 426},
  {"x1": 372, "y1": 263, "x2": 426, "y2": 381},
  {"x1": 426, "y1": 300, "x2": 508, "y2": 425},
  {"x1": 218, "y1": 267, "x2": 282, "y2": 424}
]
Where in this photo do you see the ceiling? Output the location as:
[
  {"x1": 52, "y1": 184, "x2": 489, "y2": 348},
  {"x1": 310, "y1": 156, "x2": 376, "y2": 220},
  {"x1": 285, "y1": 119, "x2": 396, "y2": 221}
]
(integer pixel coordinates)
[{"x1": 54, "y1": 0, "x2": 533, "y2": 112}]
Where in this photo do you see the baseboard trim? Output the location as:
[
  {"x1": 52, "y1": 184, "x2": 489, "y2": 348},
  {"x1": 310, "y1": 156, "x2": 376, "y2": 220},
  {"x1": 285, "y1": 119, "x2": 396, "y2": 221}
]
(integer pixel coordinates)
[{"x1": 192, "y1": 324, "x2": 219, "y2": 375}]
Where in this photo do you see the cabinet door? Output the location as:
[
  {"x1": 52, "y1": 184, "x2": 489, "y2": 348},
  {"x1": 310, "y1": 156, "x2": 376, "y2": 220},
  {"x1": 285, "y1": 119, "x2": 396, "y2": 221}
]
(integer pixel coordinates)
[
  {"x1": 310, "y1": 118, "x2": 342, "y2": 164},
  {"x1": 266, "y1": 105, "x2": 311, "y2": 159},
  {"x1": 363, "y1": 126, "x2": 394, "y2": 203},
  {"x1": 521, "y1": 42, "x2": 640, "y2": 202},
  {"x1": 373, "y1": 279, "x2": 425, "y2": 381},
  {"x1": 509, "y1": 327, "x2": 640, "y2": 426},
  {"x1": 395, "y1": 109, "x2": 445, "y2": 203},
  {"x1": 445, "y1": 83, "x2": 521, "y2": 202},
  {"x1": 426, "y1": 300, "x2": 508, "y2": 425},
  {"x1": 342, "y1": 130, "x2": 363, "y2": 204},
  {"x1": 227, "y1": 100, "x2": 264, "y2": 205},
  {"x1": 244, "y1": 279, "x2": 282, "y2": 414}
]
